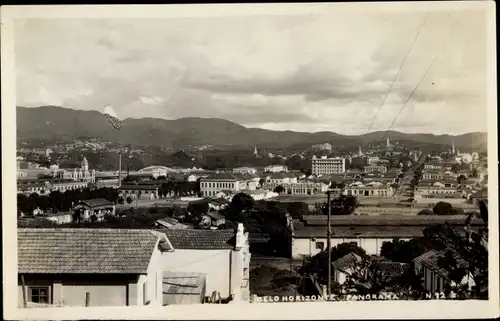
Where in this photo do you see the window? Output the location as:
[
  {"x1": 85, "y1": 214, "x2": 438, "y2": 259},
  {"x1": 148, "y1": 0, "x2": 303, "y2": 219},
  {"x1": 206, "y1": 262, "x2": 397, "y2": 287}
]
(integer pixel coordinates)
[
  {"x1": 29, "y1": 286, "x2": 50, "y2": 304},
  {"x1": 315, "y1": 241, "x2": 325, "y2": 250}
]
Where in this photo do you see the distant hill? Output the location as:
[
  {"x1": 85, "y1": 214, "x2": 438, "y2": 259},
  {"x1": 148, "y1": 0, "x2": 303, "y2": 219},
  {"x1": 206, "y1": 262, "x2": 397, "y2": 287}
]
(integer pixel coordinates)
[{"x1": 16, "y1": 106, "x2": 487, "y2": 150}]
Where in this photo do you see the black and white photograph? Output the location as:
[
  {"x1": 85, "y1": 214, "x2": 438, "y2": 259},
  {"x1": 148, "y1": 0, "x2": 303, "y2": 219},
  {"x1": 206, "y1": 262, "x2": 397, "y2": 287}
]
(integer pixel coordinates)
[{"x1": 1, "y1": 2, "x2": 498, "y2": 320}]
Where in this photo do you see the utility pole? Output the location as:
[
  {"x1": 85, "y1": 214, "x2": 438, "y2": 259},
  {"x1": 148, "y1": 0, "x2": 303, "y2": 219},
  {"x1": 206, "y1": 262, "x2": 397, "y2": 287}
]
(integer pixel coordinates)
[
  {"x1": 118, "y1": 151, "x2": 122, "y2": 187},
  {"x1": 326, "y1": 190, "x2": 332, "y2": 296}
]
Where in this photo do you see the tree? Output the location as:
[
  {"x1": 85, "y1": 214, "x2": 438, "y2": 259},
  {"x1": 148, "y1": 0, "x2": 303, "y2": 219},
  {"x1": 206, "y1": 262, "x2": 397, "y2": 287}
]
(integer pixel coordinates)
[
  {"x1": 117, "y1": 197, "x2": 124, "y2": 205},
  {"x1": 323, "y1": 195, "x2": 358, "y2": 215},
  {"x1": 187, "y1": 200, "x2": 209, "y2": 217},
  {"x1": 457, "y1": 174, "x2": 467, "y2": 185},
  {"x1": 231, "y1": 193, "x2": 255, "y2": 213},
  {"x1": 274, "y1": 185, "x2": 285, "y2": 194},
  {"x1": 433, "y1": 202, "x2": 453, "y2": 215},
  {"x1": 285, "y1": 202, "x2": 309, "y2": 219},
  {"x1": 417, "y1": 209, "x2": 434, "y2": 215},
  {"x1": 126, "y1": 196, "x2": 133, "y2": 205}
]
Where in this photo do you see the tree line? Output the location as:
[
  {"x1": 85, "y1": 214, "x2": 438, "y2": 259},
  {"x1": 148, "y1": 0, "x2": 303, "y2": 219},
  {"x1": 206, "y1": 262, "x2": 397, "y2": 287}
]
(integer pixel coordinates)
[{"x1": 17, "y1": 187, "x2": 119, "y2": 216}]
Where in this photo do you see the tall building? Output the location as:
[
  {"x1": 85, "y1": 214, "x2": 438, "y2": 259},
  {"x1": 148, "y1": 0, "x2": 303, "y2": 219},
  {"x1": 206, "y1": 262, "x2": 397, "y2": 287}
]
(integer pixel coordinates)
[
  {"x1": 311, "y1": 156, "x2": 346, "y2": 175},
  {"x1": 50, "y1": 157, "x2": 95, "y2": 183},
  {"x1": 386, "y1": 136, "x2": 391, "y2": 148},
  {"x1": 253, "y1": 146, "x2": 258, "y2": 156}
]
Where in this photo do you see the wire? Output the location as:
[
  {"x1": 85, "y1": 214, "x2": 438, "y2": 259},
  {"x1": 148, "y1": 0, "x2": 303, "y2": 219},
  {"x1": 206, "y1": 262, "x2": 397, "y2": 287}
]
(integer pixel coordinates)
[
  {"x1": 382, "y1": 17, "x2": 461, "y2": 140},
  {"x1": 364, "y1": 16, "x2": 429, "y2": 138}
]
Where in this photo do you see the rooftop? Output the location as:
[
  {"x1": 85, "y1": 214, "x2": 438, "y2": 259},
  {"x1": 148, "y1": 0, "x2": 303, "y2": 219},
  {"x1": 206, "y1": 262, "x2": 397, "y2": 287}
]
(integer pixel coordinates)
[
  {"x1": 160, "y1": 229, "x2": 235, "y2": 250},
  {"x1": 201, "y1": 173, "x2": 254, "y2": 181},
  {"x1": 299, "y1": 215, "x2": 484, "y2": 227},
  {"x1": 413, "y1": 249, "x2": 469, "y2": 279},
  {"x1": 76, "y1": 198, "x2": 114, "y2": 208},
  {"x1": 120, "y1": 184, "x2": 160, "y2": 190},
  {"x1": 18, "y1": 228, "x2": 167, "y2": 274},
  {"x1": 332, "y1": 252, "x2": 363, "y2": 270}
]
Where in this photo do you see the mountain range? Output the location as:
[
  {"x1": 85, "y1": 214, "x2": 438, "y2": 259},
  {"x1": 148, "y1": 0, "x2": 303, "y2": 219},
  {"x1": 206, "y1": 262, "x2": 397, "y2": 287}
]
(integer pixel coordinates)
[{"x1": 16, "y1": 106, "x2": 487, "y2": 150}]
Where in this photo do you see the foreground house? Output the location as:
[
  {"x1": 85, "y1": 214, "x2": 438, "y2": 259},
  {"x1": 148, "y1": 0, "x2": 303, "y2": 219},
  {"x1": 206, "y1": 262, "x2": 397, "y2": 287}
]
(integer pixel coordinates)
[
  {"x1": 17, "y1": 228, "x2": 173, "y2": 307},
  {"x1": 413, "y1": 249, "x2": 475, "y2": 294},
  {"x1": 332, "y1": 252, "x2": 363, "y2": 285},
  {"x1": 73, "y1": 198, "x2": 116, "y2": 222},
  {"x1": 160, "y1": 225, "x2": 251, "y2": 301}
]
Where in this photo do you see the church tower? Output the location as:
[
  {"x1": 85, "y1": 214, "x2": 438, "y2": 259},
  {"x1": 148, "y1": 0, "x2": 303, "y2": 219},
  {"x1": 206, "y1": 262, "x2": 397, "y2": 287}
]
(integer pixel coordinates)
[
  {"x1": 386, "y1": 136, "x2": 390, "y2": 148},
  {"x1": 254, "y1": 146, "x2": 258, "y2": 156},
  {"x1": 81, "y1": 157, "x2": 89, "y2": 171},
  {"x1": 452, "y1": 139, "x2": 456, "y2": 155}
]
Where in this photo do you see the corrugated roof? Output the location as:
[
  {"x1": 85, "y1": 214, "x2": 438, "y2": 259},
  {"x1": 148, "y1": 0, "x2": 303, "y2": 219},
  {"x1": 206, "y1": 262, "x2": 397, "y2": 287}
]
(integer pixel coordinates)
[
  {"x1": 163, "y1": 272, "x2": 206, "y2": 295},
  {"x1": 18, "y1": 228, "x2": 163, "y2": 274},
  {"x1": 293, "y1": 224, "x2": 430, "y2": 238},
  {"x1": 78, "y1": 198, "x2": 114, "y2": 208},
  {"x1": 201, "y1": 173, "x2": 253, "y2": 181},
  {"x1": 301, "y1": 215, "x2": 483, "y2": 226},
  {"x1": 161, "y1": 229, "x2": 235, "y2": 250}
]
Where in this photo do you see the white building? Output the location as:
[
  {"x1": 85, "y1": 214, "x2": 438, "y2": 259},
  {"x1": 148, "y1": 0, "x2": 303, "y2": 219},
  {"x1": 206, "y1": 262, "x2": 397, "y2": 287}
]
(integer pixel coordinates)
[
  {"x1": 414, "y1": 250, "x2": 475, "y2": 294},
  {"x1": 264, "y1": 173, "x2": 298, "y2": 185},
  {"x1": 119, "y1": 184, "x2": 161, "y2": 200},
  {"x1": 50, "y1": 157, "x2": 96, "y2": 183},
  {"x1": 344, "y1": 181, "x2": 393, "y2": 197},
  {"x1": 364, "y1": 164, "x2": 388, "y2": 173},
  {"x1": 232, "y1": 167, "x2": 257, "y2": 175},
  {"x1": 291, "y1": 215, "x2": 483, "y2": 259},
  {"x1": 161, "y1": 225, "x2": 251, "y2": 301},
  {"x1": 367, "y1": 156, "x2": 380, "y2": 165},
  {"x1": 264, "y1": 180, "x2": 329, "y2": 195},
  {"x1": 17, "y1": 179, "x2": 88, "y2": 196},
  {"x1": 312, "y1": 143, "x2": 332, "y2": 151},
  {"x1": 311, "y1": 156, "x2": 346, "y2": 175},
  {"x1": 200, "y1": 174, "x2": 257, "y2": 197},
  {"x1": 138, "y1": 165, "x2": 178, "y2": 178},
  {"x1": 264, "y1": 165, "x2": 288, "y2": 173}
]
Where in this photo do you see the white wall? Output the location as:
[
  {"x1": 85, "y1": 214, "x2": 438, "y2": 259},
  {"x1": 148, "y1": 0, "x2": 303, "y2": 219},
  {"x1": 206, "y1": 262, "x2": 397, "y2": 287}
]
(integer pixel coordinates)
[
  {"x1": 159, "y1": 249, "x2": 232, "y2": 298},
  {"x1": 143, "y1": 241, "x2": 165, "y2": 306},
  {"x1": 292, "y1": 237, "x2": 410, "y2": 258}
]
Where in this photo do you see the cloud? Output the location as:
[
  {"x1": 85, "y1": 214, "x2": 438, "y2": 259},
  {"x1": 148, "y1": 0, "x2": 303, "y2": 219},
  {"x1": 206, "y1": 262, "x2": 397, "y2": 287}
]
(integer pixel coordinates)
[{"x1": 14, "y1": 9, "x2": 490, "y2": 135}]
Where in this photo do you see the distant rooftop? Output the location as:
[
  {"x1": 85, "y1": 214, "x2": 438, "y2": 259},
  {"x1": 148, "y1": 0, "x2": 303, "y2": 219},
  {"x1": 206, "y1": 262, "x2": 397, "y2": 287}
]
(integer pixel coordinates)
[{"x1": 161, "y1": 229, "x2": 235, "y2": 250}]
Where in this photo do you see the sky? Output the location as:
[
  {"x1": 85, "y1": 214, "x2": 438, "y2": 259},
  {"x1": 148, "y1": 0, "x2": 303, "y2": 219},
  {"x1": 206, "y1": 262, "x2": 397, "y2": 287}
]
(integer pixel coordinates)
[{"x1": 14, "y1": 8, "x2": 490, "y2": 135}]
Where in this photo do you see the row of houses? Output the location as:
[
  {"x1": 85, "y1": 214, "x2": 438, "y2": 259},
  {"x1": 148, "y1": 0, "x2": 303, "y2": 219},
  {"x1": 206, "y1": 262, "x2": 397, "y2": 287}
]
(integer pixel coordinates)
[
  {"x1": 17, "y1": 224, "x2": 251, "y2": 307},
  {"x1": 290, "y1": 215, "x2": 485, "y2": 258}
]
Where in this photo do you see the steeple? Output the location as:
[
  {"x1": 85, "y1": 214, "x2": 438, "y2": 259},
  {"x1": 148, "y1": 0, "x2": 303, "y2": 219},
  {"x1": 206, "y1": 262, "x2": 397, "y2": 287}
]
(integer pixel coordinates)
[
  {"x1": 81, "y1": 157, "x2": 89, "y2": 171},
  {"x1": 254, "y1": 146, "x2": 258, "y2": 156},
  {"x1": 452, "y1": 139, "x2": 455, "y2": 154},
  {"x1": 358, "y1": 146, "x2": 363, "y2": 156},
  {"x1": 386, "y1": 136, "x2": 390, "y2": 148}
]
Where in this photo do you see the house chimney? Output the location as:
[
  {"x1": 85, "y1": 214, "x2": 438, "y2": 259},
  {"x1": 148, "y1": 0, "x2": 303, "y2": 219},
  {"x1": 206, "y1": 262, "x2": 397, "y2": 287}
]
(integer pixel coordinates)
[{"x1": 235, "y1": 223, "x2": 247, "y2": 251}]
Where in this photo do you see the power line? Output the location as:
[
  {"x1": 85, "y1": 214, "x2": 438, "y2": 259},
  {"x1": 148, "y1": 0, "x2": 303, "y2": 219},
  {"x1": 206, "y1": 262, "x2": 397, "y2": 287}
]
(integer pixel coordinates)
[
  {"x1": 364, "y1": 16, "x2": 429, "y2": 139},
  {"x1": 382, "y1": 17, "x2": 461, "y2": 140}
]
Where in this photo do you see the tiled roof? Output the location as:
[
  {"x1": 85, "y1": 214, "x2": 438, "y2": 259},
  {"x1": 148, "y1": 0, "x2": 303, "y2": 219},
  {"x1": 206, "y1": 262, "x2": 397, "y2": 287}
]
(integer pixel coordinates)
[
  {"x1": 161, "y1": 229, "x2": 235, "y2": 250},
  {"x1": 18, "y1": 228, "x2": 165, "y2": 274},
  {"x1": 373, "y1": 261, "x2": 410, "y2": 275},
  {"x1": 332, "y1": 253, "x2": 362, "y2": 270},
  {"x1": 78, "y1": 198, "x2": 114, "y2": 208},
  {"x1": 413, "y1": 249, "x2": 469, "y2": 279}
]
